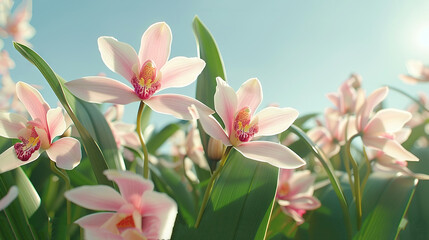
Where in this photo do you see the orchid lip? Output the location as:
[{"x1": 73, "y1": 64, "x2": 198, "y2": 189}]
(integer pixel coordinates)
[
  {"x1": 131, "y1": 60, "x2": 162, "y2": 100},
  {"x1": 14, "y1": 126, "x2": 41, "y2": 161},
  {"x1": 231, "y1": 107, "x2": 258, "y2": 145}
]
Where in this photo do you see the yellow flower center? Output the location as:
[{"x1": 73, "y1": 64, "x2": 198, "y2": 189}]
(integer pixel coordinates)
[
  {"x1": 231, "y1": 107, "x2": 258, "y2": 145},
  {"x1": 132, "y1": 60, "x2": 162, "y2": 100}
]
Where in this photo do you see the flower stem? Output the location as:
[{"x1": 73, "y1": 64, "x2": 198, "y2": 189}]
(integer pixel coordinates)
[
  {"x1": 194, "y1": 146, "x2": 232, "y2": 228},
  {"x1": 50, "y1": 161, "x2": 71, "y2": 240},
  {"x1": 289, "y1": 125, "x2": 352, "y2": 239},
  {"x1": 346, "y1": 134, "x2": 362, "y2": 230},
  {"x1": 136, "y1": 101, "x2": 150, "y2": 179},
  {"x1": 361, "y1": 146, "x2": 371, "y2": 193}
]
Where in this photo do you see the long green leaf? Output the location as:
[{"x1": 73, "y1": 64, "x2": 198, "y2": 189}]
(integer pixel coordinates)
[
  {"x1": 354, "y1": 172, "x2": 417, "y2": 239},
  {"x1": 147, "y1": 123, "x2": 182, "y2": 155},
  {"x1": 13, "y1": 42, "x2": 113, "y2": 186},
  {"x1": 172, "y1": 149, "x2": 278, "y2": 239},
  {"x1": 193, "y1": 16, "x2": 227, "y2": 172}
]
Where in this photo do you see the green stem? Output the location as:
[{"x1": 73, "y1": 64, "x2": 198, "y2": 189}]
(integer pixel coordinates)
[
  {"x1": 194, "y1": 146, "x2": 232, "y2": 228},
  {"x1": 361, "y1": 146, "x2": 371, "y2": 193},
  {"x1": 182, "y1": 155, "x2": 200, "y2": 213},
  {"x1": 346, "y1": 134, "x2": 362, "y2": 230},
  {"x1": 50, "y1": 161, "x2": 71, "y2": 240},
  {"x1": 289, "y1": 125, "x2": 352, "y2": 239},
  {"x1": 136, "y1": 101, "x2": 150, "y2": 179}
]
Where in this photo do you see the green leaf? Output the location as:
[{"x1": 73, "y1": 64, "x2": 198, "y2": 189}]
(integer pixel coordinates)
[
  {"x1": 354, "y1": 172, "x2": 417, "y2": 239},
  {"x1": 402, "y1": 119, "x2": 429, "y2": 150},
  {"x1": 147, "y1": 123, "x2": 183, "y2": 155},
  {"x1": 399, "y1": 148, "x2": 429, "y2": 239},
  {"x1": 13, "y1": 42, "x2": 115, "y2": 186},
  {"x1": 0, "y1": 172, "x2": 38, "y2": 239},
  {"x1": 173, "y1": 149, "x2": 278, "y2": 239},
  {"x1": 193, "y1": 16, "x2": 227, "y2": 171}
]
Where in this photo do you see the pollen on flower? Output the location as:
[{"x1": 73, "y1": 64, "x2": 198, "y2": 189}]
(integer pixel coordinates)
[
  {"x1": 14, "y1": 127, "x2": 41, "y2": 161},
  {"x1": 232, "y1": 107, "x2": 258, "y2": 144},
  {"x1": 116, "y1": 215, "x2": 136, "y2": 233},
  {"x1": 131, "y1": 60, "x2": 161, "y2": 100}
]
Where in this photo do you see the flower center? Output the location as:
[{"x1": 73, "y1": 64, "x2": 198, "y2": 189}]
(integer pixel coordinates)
[
  {"x1": 231, "y1": 107, "x2": 258, "y2": 145},
  {"x1": 116, "y1": 215, "x2": 136, "y2": 233},
  {"x1": 14, "y1": 126, "x2": 41, "y2": 161},
  {"x1": 131, "y1": 60, "x2": 161, "y2": 100},
  {"x1": 278, "y1": 182, "x2": 290, "y2": 197}
]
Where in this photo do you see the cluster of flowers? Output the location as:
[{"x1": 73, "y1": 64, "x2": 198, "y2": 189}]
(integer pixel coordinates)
[{"x1": 0, "y1": 3, "x2": 428, "y2": 238}]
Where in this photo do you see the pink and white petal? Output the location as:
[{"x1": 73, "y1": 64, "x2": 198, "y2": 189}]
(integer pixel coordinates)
[
  {"x1": 159, "y1": 57, "x2": 205, "y2": 91},
  {"x1": 253, "y1": 107, "x2": 299, "y2": 137},
  {"x1": 0, "y1": 186, "x2": 18, "y2": 210},
  {"x1": 288, "y1": 170, "x2": 315, "y2": 197},
  {"x1": 121, "y1": 229, "x2": 147, "y2": 240},
  {"x1": 289, "y1": 196, "x2": 321, "y2": 210},
  {"x1": 365, "y1": 109, "x2": 411, "y2": 134},
  {"x1": 84, "y1": 229, "x2": 122, "y2": 240},
  {"x1": 47, "y1": 107, "x2": 66, "y2": 140},
  {"x1": 236, "y1": 78, "x2": 262, "y2": 114},
  {"x1": 0, "y1": 112, "x2": 27, "y2": 138},
  {"x1": 75, "y1": 212, "x2": 114, "y2": 229},
  {"x1": 16, "y1": 82, "x2": 50, "y2": 130},
  {"x1": 140, "y1": 191, "x2": 177, "y2": 239},
  {"x1": 198, "y1": 113, "x2": 231, "y2": 146},
  {"x1": 235, "y1": 141, "x2": 306, "y2": 169},
  {"x1": 46, "y1": 137, "x2": 81, "y2": 170},
  {"x1": 280, "y1": 206, "x2": 305, "y2": 225},
  {"x1": 65, "y1": 77, "x2": 140, "y2": 104},
  {"x1": 357, "y1": 87, "x2": 388, "y2": 130},
  {"x1": 64, "y1": 186, "x2": 126, "y2": 211},
  {"x1": 326, "y1": 93, "x2": 340, "y2": 109},
  {"x1": 363, "y1": 136, "x2": 419, "y2": 162},
  {"x1": 104, "y1": 170, "x2": 154, "y2": 206},
  {"x1": 394, "y1": 128, "x2": 412, "y2": 144},
  {"x1": 98, "y1": 37, "x2": 139, "y2": 82},
  {"x1": 278, "y1": 169, "x2": 293, "y2": 184},
  {"x1": 214, "y1": 77, "x2": 237, "y2": 134},
  {"x1": 139, "y1": 22, "x2": 172, "y2": 69},
  {"x1": 399, "y1": 74, "x2": 420, "y2": 84},
  {"x1": 0, "y1": 146, "x2": 41, "y2": 173},
  {"x1": 144, "y1": 94, "x2": 214, "y2": 120}
]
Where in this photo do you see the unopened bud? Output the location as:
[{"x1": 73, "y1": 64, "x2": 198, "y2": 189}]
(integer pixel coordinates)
[{"x1": 207, "y1": 137, "x2": 224, "y2": 161}]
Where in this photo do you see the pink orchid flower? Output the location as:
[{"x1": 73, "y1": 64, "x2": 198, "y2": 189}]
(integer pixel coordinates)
[
  {"x1": 399, "y1": 60, "x2": 429, "y2": 84},
  {"x1": 0, "y1": 82, "x2": 82, "y2": 173},
  {"x1": 0, "y1": 0, "x2": 35, "y2": 46},
  {"x1": 326, "y1": 74, "x2": 365, "y2": 116},
  {"x1": 307, "y1": 109, "x2": 352, "y2": 158},
  {"x1": 276, "y1": 169, "x2": 321, "y2": 225},
  {"x1": 104, "y1": 105, "x2": 140, "y2": 150},
  {"x1": 65, "y1": 170, "x2": 177, "y2": 240},
  {"x1": 198, "y1": 77, "x2": 306, "y2": 169},
  {"x1": 0, "y1": 50, "x2": 15, "y2": 75},
  {"x1": 65, "y1": 22, "x2": 213, "y2": 120},
  {"x1": 0, "y1": 185, "x2": 18, "y2": 211},
  {"x1": 355, "y1": 87, "x2": 418, "y2": 162}
]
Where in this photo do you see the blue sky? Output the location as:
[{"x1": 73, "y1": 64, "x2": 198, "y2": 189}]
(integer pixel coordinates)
[{"x1": 5, "y1": 0, "x2": 429, "y2": 128}]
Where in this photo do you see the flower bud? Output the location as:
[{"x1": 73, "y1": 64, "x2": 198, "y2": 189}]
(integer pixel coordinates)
[{"x1": 207, "y1": 137, "x2": 224, "y2": 161}]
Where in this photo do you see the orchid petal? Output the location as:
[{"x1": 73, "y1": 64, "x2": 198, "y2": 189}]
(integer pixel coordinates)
[
  {"x1": 65, "y1": 77, "x2": 140, "y2": 104},
  {"x1": 159, "y1": 57, "x2": 205, "y2": 91},
  {"x1": 0, "y1": 146, "x2": 40, "y2": 173},
  {"x1": 198, "y1": 113, "x2": 231, "y2": 146},
  {"x1": 144, "y1": 94, "x2": 214, "y2": 120},
  {"x1": 281, "y1": 207, "x2": 305, "y2": 225},
  {"x1": 98, "y1": 37, "x2": 139, "y2": 82},
  {"x1": 365, "y1": 109, "x2": 412, "y2": 134},
  {"x1": 214, "y1": 77, "x2": 237, "y2": 135},
  {"x1": 47, "y1": 107, "x2": 66, "y2": 140},
  {"x1": 357, "y1": 87, "x2": 388, "y2": 130},
  {"x1": 140, "y1": 191, "x2": 177, "y2": 239},
  {"x1": 289, "y1": 196, "x2": 321, "y2": 210},
  {"x1": 0, "y1": 186, "x2": 18, "y2": 210},
  {"x1": 64, "y1": 186, "x2": 126, "y2": 211},
  {"x1": 288, "y1": 170, "x2": 315, "y2": 197},
  {"x1": 0, "y1": 112, "x2": 27, "y2": 138},
  {"x1": 16, "y1": 81, "x2": 49, "y2": 130},
  {"x1": 236, "y1": 78, "x2": 262, "y2": 114},
  {"x1": 235, "y1": 141, "x2": 306, "y2": 169},
  {"x1": 253, "y1": 107, "x2": 298, "y2": 137},
  {"x1": 46, "y1": 137, "x2": 81, "y2": 170},
  {"x1": 363, "y1": 136, "x2": 419, "y2": 162},
  {"x1": 84, "y1": 230, "x2": 122, "y2": 240},
  {"x1": 139, "y1": 22, "x2": 171, "y2": 69},
  {"x1": 104, "y1": 170, "x2": 154, "y2": 206},
  {"x1": 75, "y1": 212, "x2": 114, "y2": 228}
]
